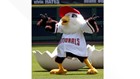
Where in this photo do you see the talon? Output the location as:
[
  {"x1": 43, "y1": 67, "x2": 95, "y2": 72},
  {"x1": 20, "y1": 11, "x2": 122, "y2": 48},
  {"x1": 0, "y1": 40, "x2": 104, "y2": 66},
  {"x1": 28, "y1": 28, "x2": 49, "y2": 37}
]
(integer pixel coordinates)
[
  {"x1": 87, "y1": 69, "x2": 98, "y2": 74},
  {"x1": 50, "y1": 69, "x2": 67, "y2": 74}
]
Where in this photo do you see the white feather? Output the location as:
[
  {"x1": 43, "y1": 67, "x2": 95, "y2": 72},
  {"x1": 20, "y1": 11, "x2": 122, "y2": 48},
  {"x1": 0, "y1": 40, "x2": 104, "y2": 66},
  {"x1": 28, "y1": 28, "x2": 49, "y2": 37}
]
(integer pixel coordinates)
[{"x1": 59, "y1": 13, "x2": 86, "y2": 34}]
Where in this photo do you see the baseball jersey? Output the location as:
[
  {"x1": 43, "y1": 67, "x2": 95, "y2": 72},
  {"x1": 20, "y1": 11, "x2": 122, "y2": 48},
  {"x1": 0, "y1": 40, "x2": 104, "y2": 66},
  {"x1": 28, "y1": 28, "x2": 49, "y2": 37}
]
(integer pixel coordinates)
[{"x1": 54, "y1": 21, "x2": 95, "y2": 57}]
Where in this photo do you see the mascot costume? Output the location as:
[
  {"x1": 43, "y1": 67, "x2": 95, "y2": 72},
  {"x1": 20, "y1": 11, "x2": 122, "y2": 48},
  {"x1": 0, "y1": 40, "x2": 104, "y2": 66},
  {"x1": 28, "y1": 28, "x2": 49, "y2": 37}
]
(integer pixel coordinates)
[{"x1": 37, "y1": 6, "x2": 99, "y2": 74}]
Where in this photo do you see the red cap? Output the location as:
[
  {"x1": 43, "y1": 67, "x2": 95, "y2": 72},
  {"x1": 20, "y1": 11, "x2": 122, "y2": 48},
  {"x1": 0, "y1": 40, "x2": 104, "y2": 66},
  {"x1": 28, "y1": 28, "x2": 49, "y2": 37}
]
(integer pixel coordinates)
[{"x1": 59, "y1": 6, "x2": 80, "y2": 18}]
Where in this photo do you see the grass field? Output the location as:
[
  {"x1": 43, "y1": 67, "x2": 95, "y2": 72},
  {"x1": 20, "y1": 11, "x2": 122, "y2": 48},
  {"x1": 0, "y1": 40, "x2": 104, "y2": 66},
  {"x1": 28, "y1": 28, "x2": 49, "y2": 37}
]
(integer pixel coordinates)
[{"x1": 32, "y1": 45, "x2": 103, "y2": 79}]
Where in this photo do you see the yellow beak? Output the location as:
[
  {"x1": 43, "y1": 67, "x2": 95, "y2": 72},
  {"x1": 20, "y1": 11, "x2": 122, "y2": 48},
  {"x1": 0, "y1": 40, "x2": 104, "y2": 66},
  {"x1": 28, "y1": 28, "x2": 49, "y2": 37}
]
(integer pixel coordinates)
[{"x1": 61, "y1": 16, "x2": 69, "y2": 25}]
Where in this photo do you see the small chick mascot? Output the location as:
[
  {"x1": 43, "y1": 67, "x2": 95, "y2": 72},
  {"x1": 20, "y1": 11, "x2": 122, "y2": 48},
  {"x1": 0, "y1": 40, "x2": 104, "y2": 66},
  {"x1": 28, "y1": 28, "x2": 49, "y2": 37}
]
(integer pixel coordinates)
[{"x1": 37, "y1": 6, "x2": 99, "y2": 74}]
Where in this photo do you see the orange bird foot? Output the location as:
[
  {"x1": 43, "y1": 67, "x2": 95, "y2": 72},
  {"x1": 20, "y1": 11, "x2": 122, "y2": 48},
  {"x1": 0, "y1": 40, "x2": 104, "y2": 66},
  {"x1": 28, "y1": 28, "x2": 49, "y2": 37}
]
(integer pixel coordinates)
[
  {"x1": 50, "y1": 69, "x2": 67, "y2": 74},
  {"x1": 87, "y1": 69, "x2": 98, "y2": 74}
]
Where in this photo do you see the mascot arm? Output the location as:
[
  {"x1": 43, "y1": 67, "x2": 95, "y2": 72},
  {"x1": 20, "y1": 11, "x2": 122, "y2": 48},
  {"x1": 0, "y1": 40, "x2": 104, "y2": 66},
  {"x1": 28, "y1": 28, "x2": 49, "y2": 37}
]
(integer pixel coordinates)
[
  {"x1": 82, "y1": 16, "x2": 99, "y2": 33},
  {"x1": 37, "y1": 13, "x2": 58, "y2": 33},
  {"x1": 45, "y1": 22, "x2": 63, "y2": 33},
  {"x1": 87, "y1": 19, "x2": 99, "y2": 33}
]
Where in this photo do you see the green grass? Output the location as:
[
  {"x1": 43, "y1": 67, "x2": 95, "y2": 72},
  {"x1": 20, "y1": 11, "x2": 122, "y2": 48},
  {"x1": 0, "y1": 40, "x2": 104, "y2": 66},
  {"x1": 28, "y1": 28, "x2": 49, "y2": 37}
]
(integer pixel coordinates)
[{"x1": 32, "y1": 45, "x2": 103, "y2": 79}]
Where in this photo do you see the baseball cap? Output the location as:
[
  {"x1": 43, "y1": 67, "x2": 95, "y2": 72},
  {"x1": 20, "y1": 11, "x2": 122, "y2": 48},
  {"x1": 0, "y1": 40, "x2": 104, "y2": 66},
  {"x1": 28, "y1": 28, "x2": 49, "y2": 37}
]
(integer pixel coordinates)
[{"x1": 59, "y1": 6, "x2": 80, "y2": 18}]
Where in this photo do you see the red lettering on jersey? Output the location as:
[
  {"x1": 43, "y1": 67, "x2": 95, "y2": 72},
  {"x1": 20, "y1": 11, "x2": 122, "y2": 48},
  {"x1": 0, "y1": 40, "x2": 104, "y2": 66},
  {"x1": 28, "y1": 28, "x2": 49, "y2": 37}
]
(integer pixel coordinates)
[
  {"x1": 68, "y1": 38, "x2": 71, "y2": 43},
  {"x1": 59, "y1": 38, "x2": 80, "y2": 46},
  {"x1": 71, "y1": 38, "x2": 74, "y2": 44},
  {"x1": 77, "y1": 38, "x2": 80, "y2": 46},
  {"x1": 65, "y1": 38, "x2": 68, "y2": 43},
  {"x1": 74, "y1": 38, "x2": 76, "y2": 45},
  {"x1": 62, "y1": 38, "x2": 65, "y2": 43}
]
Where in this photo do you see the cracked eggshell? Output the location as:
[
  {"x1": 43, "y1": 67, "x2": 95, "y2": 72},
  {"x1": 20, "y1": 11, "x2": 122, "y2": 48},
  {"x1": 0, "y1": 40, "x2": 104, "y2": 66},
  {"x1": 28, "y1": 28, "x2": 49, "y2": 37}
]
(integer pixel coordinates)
[
  {"x1": 33, "y1": 50, "x2": 85, "y2": 71},
  {"x1": 87, "y1": 45, "x2": 103, "y2": 68},
  {"x1": 33, "y1": 44, "x2": 103, "y2": 71}
]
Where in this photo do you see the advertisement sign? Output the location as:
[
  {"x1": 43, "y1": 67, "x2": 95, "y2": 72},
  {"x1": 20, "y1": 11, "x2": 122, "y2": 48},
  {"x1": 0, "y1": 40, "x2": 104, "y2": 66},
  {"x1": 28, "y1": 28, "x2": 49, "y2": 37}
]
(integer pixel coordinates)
[
  {"x1": 32, "y1": 0, "x2": 60, "y2": 4},
  {"x1": 32, "y1": 0, "x2": 103, "y2": 4}
]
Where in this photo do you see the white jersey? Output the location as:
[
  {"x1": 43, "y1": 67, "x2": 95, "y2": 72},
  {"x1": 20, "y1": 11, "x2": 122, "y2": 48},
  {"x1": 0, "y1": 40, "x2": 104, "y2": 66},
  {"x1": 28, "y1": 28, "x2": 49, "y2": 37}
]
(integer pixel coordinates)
[{"x1": 54, "y1": 21, "x2": 95, "y2": 57}]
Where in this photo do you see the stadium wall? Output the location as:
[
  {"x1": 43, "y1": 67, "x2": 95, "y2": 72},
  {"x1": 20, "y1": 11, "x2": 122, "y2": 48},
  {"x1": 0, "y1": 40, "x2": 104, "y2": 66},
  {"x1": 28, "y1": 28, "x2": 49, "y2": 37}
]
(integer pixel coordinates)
[{"x1": 32, "y1": 4, "x2": 103, "y2": 44}]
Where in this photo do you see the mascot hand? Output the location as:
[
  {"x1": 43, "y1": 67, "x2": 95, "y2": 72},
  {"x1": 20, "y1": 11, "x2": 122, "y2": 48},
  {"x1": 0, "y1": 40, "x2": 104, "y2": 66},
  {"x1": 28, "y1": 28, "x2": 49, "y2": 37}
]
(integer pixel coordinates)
[
  {"x1": 40, "y1": 13, "x2": 48, "y2": 21},
  {"x1": 87, "y1": 14, "x2": 100, "y2": 32},
  {"x1": 45, "y1": 20, "x2": 57, "y2": 32},
  {"x1": 37, "y1": 13, "x2": 58, "y2": 32},
  {"x1": 37, "y1": 13, "x2": 49, "y2": 27}
]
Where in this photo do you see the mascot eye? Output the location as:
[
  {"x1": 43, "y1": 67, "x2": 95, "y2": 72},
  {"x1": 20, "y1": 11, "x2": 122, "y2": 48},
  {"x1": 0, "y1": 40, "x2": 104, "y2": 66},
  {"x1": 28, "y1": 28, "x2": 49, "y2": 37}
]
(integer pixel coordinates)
[{"x1": 71, "y1": 14, "x2": 77, "y2": 18}]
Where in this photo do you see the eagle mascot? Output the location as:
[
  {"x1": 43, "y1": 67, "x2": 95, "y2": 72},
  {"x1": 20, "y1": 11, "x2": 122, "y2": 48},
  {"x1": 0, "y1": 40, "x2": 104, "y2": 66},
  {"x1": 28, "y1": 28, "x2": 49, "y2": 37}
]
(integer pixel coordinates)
[{"x1": 37, "y1": 6, "x2": 99, "y2": 74}]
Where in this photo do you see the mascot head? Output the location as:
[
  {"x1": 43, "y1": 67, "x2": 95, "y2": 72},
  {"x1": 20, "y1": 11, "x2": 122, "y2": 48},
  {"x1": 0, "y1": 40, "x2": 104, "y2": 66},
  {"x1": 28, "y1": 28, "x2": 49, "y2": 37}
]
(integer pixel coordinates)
[{"x1": 58, "y1": 6, "x2": 86, "y2": 34}]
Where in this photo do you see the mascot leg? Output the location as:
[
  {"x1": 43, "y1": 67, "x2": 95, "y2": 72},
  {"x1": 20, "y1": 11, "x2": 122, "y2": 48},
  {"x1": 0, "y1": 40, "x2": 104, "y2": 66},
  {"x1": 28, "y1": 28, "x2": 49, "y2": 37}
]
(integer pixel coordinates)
[
  {"x1": 50, "y1": 63, "x2": 67, "y2": 74},
  {"x1": 50, "y1": 57, "x2": 67, "y2": 74},
  {"x1": 84, "y1": 58, "x2": 98, "y2": 74}
]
